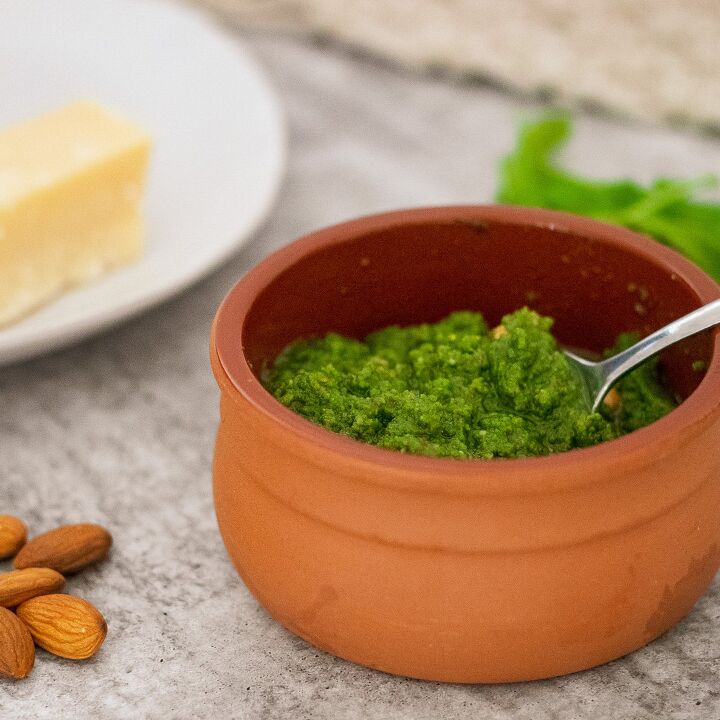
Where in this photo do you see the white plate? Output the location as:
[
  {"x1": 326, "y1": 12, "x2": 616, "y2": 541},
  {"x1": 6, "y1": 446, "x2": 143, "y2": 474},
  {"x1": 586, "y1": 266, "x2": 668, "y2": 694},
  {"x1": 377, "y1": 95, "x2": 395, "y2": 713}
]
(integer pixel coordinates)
[{"x1": 0, "y1": 0, "x2": 285, "y2": 365}]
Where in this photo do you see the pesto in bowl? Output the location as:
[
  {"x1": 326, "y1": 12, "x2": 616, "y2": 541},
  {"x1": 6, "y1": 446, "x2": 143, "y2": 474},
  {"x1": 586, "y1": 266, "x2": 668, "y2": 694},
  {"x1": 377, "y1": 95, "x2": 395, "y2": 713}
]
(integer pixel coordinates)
[{"x1": 263, "y1": 308, "x2": 676, "y2": 459}]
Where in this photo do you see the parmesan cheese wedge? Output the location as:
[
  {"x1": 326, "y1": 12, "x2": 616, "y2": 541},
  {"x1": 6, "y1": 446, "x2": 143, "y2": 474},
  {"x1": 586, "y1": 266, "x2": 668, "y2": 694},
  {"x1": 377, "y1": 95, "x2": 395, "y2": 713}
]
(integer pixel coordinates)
[{"x1": 0, "y1": 102, "x2": 151, "y2": 327}]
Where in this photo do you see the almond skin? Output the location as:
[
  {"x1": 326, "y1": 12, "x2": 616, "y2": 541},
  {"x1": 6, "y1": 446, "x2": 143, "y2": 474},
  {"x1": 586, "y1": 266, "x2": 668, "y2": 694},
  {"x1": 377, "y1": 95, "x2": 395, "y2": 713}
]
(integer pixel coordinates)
[
  {"x1": 17, "y1": 594, "x2": 107, "y2": 660},
  {"x1": 0, "y1": 568, "x2": 66, "y2": 608},
  {"x1": 0, "y1": 606, "x2": 35, "y2": 679},
  {"x1": 13, "y1": 523, "x2": 112, "y2": 574},
  {"x1": 0, "y1": 515, "x2": 27, "y2": 560}
]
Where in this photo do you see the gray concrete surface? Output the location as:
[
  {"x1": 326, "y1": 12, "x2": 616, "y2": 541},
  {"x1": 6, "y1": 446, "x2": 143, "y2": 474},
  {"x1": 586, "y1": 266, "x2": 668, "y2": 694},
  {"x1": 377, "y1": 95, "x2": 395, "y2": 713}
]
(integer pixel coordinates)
[{"x1": 2, "y1": 25, "x2": 720, "y2": 720}]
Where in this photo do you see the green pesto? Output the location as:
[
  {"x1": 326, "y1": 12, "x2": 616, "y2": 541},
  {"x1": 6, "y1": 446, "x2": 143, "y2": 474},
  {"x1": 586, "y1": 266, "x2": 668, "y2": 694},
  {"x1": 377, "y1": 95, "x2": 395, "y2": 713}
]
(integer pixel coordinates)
[{"x1": 263, "y1": 309, "x2": 677, "y2": 459}]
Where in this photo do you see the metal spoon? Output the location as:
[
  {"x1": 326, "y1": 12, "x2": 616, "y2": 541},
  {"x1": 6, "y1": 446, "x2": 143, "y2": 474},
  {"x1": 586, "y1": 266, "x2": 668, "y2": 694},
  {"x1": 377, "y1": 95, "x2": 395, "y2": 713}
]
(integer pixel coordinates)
[{"x1": 563, "y1": 298, "x2": 720, "y2": 412}]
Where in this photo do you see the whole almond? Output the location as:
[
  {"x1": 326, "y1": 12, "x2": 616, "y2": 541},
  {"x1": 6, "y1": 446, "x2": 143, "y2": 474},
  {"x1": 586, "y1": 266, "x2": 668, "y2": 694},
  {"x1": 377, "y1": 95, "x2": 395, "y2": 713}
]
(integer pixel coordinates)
[
  {"x1": 0, "y1": 515, "x2": 27, "y2": 560},
  {"x1": 13, "y1": 523, "x2": 112, "y2": 573},
  {"x1": 0, "y1": 568, "x2": 66, "y2": 608},
  {"x1": 0, "y1": 606, "x2": 35, "y2": 679},
  {"x1": 17, "y1": 594, "x2": 107, "y2": 660}
]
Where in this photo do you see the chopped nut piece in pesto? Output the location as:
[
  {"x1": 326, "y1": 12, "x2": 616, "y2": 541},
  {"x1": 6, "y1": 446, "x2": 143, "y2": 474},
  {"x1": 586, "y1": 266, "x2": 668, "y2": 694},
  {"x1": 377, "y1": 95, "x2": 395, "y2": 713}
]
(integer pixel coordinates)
[{"x1": 263, "y1": 309, "x2": 677, "y2": 459}]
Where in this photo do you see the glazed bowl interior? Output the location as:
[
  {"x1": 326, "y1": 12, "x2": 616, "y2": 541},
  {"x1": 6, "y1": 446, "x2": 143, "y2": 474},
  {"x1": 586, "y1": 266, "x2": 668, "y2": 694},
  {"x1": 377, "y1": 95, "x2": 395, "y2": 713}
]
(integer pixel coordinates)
[{"x1": 239, "y1": 211, "x2": 714, "y2": 404}]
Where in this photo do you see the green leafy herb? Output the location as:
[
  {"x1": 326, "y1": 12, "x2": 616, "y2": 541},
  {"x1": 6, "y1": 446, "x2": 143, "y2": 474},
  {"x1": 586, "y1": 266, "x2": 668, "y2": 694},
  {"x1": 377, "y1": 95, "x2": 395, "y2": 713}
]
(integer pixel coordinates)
[{"x1": 496, "y1": 114, "x2": 720, "y2": 281}]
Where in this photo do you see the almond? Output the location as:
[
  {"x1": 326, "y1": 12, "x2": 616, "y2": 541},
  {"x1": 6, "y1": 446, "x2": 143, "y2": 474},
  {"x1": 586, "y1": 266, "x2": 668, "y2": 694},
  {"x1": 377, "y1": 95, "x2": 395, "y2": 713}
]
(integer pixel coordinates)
[
  {"x1": 0, "y1": 515, "x2": 27, "y2": 560},
  {"x1": 0, "y1": 568, "x2": 66, "y2": 608},
  {"x1": 603, "y1": 387, "x2": 622, "y2": 412},
  {"x1": 17, "y1": 594, "x2": 107, "y2": 660},
  {"x1": 0, "y1": 606, "x2": 35, "y2": 679},
  {"x1": 13, "y1": 523, "x2": 112, "y2": 574}
]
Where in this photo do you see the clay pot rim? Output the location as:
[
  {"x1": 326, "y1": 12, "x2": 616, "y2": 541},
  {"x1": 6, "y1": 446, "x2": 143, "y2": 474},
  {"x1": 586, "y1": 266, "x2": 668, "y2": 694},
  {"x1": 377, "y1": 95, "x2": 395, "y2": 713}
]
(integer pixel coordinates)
[{"x1": 212, "y1": 205, "x2": 720, "y2": 491}]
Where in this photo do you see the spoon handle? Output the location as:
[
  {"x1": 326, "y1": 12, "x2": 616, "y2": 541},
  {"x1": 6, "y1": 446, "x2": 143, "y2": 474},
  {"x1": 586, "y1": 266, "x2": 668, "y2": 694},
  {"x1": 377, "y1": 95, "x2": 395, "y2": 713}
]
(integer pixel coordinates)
[{"x1": 601, "y1": 298, "x2": 720, "y2": 389}]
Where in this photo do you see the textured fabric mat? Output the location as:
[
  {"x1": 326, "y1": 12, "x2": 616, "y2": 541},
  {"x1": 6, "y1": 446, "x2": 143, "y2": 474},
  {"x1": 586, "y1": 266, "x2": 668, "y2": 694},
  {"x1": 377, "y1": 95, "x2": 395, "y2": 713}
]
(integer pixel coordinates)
[{"x1": 197, "y1": 0, "x2": 720, "y2": 130}]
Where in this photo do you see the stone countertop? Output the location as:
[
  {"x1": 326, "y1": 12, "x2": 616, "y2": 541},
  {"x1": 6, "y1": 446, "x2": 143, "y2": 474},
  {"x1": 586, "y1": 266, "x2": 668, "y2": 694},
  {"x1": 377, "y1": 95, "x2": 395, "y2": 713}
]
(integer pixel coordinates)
[{"x1": 2, "y1": 26, "x2": 720, "y2": 720}]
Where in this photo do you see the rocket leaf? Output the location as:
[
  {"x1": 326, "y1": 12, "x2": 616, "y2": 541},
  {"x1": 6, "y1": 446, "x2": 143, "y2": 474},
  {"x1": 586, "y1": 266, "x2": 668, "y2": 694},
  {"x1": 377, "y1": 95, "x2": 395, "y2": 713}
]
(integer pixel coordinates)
[{"x1": 496, "y1": 114, "x2": 720, "y2": 281}]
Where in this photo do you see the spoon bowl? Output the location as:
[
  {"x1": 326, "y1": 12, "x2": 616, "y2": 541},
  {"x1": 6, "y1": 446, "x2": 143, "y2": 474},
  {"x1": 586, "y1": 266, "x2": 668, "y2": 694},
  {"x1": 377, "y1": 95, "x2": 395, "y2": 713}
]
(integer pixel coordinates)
[{"x1": 565, "y1": 298, "x2": 720, "y2": 411}]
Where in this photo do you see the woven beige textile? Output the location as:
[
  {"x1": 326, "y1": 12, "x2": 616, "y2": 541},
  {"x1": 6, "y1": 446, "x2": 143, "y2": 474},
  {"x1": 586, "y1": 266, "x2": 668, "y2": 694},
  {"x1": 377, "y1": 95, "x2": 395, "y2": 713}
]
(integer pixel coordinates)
[{"x1": 197, "y1": 0, "x2": 720, "y2": 129}]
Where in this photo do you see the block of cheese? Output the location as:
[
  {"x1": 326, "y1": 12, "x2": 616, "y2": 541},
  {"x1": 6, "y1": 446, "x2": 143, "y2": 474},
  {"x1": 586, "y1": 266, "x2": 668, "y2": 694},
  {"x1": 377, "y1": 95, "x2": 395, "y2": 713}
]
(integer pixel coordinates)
[{"x1": 0, "y1": 101, "x2": 151, "y2": 327}]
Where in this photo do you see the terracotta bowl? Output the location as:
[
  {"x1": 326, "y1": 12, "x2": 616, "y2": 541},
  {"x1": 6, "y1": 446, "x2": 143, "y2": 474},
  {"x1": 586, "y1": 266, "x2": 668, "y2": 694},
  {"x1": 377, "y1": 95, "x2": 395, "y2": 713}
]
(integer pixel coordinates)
[{"x1": 211, "y1": 206, "x2": 720, "y2": 683}]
